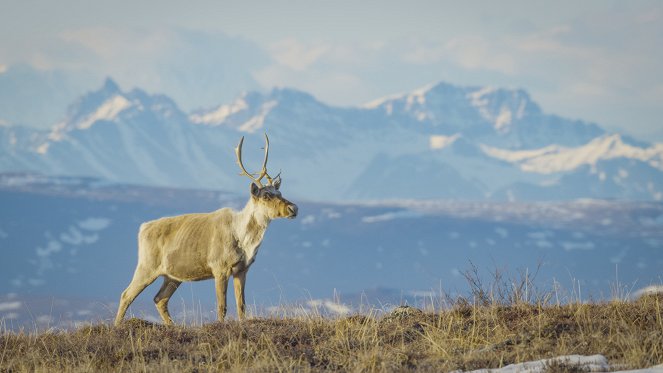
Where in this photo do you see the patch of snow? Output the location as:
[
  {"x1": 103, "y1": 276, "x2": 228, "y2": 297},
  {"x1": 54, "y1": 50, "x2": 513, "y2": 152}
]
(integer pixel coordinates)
[
  {"x1": 494, "y1": 107, "x2": 512, "y2": 132},
  {"x1": 468, "y1": 87, "x2": 518, "y2": 131},
  {"x1": 634, "y1": 285, "x2": 663, "y2": 298},
  {"x1": 323, "y1": 301, "x2": 351, "y2": 316},
  {"x1": 323, "y1": 209, "x2": 341, "y2": 219},
  {"x1": 468, "y1": 86, "x2": 497, "y2": 105},
  {"x1": 482, "y1": 134, "x2": 663, "y2": 174},
  {"x1": 528, "y1": 231, "x2": 552, "y2": 240},
  {"x1": 561, "y1": 241, "x2": 595, "y2": 251},
  {"x1": 457, "y1": 354, "x2": 610, "y2": 373},
  {"x1": 307, "y1": 299, "x2": 351, "y2": 316},
  {"x1": 430, "y1": 134, "x2": 460, "y2": 150},
  {"x1": 36, "y1": 315, "x2": 54, "y2": 324},
  {"x1": 77, "y1": 95, "x2": 132, "y2": 130},
  {"x1": 362, "y1": 83, "x2": 434, "y2": 110},
  {"x1": 361, "y1": 210, "x2": 420, "y2": 223},
  {"x1": 190, "y1": 97, "x2": 248, "y2": 125},
  {"x1": 613, "y1": 364, "x2": 663, "y2": 373},
  {"x1": 36, "y1": 142, "x2": 50, "y2": 154},
  {"x1": 60, "y1": 226, "x2": 99, "y2": 245},
  {"x1": 0, "y1": 301, "x2": 21, "y2": 311},
  {"x1": 36, "y1": 240, "x2": 62, "y2": 257},
  {"x1": 534, "y1": 240, "x2": 553, "y2": 248},
  {"x1": 78, "y1": 217, "x2": 111, "y2": 231},
  {"x1": 410, "y1": 290, "x2": 435, "y2": 298},
  {"x1": 266, "y1": 305, "x2": 310, "y2": 317},
  {"x1": 362, "y1": 94, "x2": 403, "y2": 109},
  {"x1": 238, "y1": 100, "x2": 278, "y2": 133},
  {"x1": 300, "y1": 215, "x2": 316, "y2": 225}
]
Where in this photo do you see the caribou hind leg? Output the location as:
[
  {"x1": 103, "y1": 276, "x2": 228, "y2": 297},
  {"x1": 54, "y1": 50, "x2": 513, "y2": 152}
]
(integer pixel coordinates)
[
  {"x1": 114, "y1": 265, "x2": 159, "y2": 325},
  {"x1": 154, "y1": 276, "x2": 181, "y2": 325}
]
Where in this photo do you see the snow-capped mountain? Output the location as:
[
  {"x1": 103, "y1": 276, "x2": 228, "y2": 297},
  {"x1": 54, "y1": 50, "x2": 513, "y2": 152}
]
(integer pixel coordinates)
[
  {"x1": 6, "y1": 78, "x2": 246, "y2": 190},
  {"x1": 2, "y1": 79, "x2": 662, "y2": 201},
  {"x1": 364, "y1": 82, "x2": 605, "y2": 149}
]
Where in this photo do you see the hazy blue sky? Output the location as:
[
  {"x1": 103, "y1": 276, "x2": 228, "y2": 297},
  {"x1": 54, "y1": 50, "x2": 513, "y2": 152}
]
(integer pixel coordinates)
[{"x1": 1, "y1": 0, "x2": 662, "y2": 140}]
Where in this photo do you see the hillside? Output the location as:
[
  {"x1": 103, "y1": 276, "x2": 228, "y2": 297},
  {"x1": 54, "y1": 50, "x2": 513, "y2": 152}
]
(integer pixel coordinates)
[{"x1": 2, "y1": 298, "x2": 662, "y2": 372}]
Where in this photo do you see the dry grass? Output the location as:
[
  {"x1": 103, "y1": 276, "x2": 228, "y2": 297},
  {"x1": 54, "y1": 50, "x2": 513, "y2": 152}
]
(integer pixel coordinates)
[{"x1": 0, "y1": 294, "x2": 661, "y2": 372}]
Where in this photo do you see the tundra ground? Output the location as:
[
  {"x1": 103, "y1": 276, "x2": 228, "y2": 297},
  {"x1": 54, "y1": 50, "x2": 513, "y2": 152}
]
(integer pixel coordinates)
[{"x1": 1, "y1": 293, "x2": 662, "y2": 372}]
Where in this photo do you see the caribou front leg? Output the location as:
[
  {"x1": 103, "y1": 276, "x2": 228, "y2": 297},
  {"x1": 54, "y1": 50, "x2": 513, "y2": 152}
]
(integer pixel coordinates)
[
  {"x1": 233, "y1": 271, "x2": 247, "y2": 320},
  {"x1": 214, "y1": 274, "x2": 229, "y2": 321}
]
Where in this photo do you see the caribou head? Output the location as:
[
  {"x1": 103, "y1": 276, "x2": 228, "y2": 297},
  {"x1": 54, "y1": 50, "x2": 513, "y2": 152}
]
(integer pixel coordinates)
[{"x1": 236, "y1": 134, "x2": 298, "y2": 220}]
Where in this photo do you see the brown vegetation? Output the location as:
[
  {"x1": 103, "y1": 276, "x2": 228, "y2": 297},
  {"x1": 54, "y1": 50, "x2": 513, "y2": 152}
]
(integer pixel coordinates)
[{"x1": 1, "y1": 294, "x2": 661, "y2": 372}]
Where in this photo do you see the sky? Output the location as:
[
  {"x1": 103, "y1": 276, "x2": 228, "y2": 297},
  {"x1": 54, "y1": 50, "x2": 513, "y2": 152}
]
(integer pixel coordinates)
[{"x1": 1, "y1": 0, "x2": 662, "y2": 140}]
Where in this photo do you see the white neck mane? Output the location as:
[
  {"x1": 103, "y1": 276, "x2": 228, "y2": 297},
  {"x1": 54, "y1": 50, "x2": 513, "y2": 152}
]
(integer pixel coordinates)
[{"x1": 233, "y1": 198, "x2": 272, "y2": 262}]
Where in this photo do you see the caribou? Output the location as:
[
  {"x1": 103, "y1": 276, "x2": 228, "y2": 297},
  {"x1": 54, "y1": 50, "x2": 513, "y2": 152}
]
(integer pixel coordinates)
[{"x1": 114, "y1": 134, "x2": 298, "y2": 325}]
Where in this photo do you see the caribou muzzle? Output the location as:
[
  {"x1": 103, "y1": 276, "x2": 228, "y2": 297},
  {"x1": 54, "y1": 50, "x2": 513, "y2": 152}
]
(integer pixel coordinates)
[{"x1": 286, "y1": 203, "x2": 298, "y2": 219}]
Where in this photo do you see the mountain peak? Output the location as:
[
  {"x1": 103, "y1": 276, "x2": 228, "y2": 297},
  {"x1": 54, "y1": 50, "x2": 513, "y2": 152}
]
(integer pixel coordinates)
[
  {"x1": 269, "y1": 87, "x2": 319, "y2": 104},
  {"x1": 102, "y1": 77, "x2": 120, "y2": 93},
  {"x1": 50, "y1": 78, "x2": 186, "y2": 137}
]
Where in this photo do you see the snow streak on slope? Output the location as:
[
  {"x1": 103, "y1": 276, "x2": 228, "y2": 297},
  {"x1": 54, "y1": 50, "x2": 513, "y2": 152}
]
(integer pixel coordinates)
[
  {"x1": 429, "y1": 134, "x2": 460, "y2": 150},
  {"x1": 190, "y1": 96, "x2": 249, "y2": 125},
  {"x1": 467, "y1": 86, "x2": 529, "y2": 133},
  {"x1": 482, "y1": 134, "x2": 663, "y2": 174},
  {"x1": 75, "y1": 95, "x2": 132, "y2": 130}
]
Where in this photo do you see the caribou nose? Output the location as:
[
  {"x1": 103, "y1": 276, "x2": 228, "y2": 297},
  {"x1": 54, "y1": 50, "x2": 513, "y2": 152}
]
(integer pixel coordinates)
[{"x1": 287, "y1": 204, "x2": 298, "y2": 218}]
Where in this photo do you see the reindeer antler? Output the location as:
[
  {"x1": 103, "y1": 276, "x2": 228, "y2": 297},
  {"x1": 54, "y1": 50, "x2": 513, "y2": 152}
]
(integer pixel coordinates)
[{"x1": 236, "y1": 134, "x2": 279, "y2": 187}]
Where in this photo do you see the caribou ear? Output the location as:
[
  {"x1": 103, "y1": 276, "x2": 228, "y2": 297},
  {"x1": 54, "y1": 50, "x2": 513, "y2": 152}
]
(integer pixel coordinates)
[
  {"x1": 250, "y1": 182, "x2": 261, "y2": 197},
  {"x1": 273, "y1": 176, "x2": 282, "y2": 190}
]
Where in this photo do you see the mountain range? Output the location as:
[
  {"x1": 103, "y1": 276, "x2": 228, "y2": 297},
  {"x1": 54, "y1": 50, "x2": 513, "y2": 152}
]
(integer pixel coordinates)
[{"x1": 1, "y1": 78, "x2": 662, "y2": 201}]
